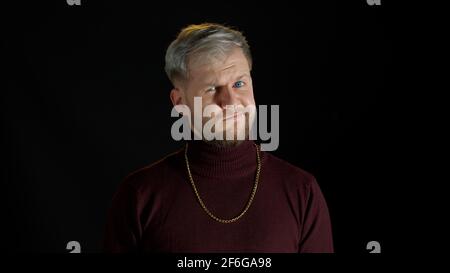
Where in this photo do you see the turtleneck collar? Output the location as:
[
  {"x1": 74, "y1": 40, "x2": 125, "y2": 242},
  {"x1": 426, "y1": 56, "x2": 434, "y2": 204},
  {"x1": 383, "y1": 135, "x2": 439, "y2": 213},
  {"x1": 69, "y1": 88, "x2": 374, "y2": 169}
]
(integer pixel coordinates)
[{"x1": 184, "y1": 140, "x2": 259, "y2": 179}]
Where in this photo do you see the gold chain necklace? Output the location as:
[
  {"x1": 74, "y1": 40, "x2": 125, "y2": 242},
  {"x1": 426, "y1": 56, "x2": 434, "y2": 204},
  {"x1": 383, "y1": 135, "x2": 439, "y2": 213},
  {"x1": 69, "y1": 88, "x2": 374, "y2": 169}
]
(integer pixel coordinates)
[{"x1": 184, "y1": 142, "x2": 261, "y2": 224}]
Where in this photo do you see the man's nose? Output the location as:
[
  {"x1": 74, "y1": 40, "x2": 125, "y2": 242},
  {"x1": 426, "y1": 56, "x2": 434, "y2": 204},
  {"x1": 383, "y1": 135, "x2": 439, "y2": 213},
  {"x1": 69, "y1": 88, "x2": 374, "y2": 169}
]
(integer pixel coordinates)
[{"x1": 216, "y1": 85, "x2": 238, "y2": 108}]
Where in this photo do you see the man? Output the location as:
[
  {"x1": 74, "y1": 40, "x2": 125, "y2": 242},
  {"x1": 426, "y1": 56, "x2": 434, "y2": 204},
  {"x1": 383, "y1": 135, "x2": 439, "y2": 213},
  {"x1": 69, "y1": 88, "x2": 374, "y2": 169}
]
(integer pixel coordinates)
[{"x1": 103, "y1": 23, "x2": 334, "y2": 253}]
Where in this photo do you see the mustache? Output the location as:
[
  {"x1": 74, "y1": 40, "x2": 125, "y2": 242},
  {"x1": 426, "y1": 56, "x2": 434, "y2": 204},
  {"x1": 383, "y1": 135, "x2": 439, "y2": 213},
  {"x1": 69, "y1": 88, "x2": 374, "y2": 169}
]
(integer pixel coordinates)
[
  {"x1": 208, "y1": 110, "x2": 246, "y2": 122},
  {"x1": 204, "y1": 105, "x2": 251, "y2": 121}
]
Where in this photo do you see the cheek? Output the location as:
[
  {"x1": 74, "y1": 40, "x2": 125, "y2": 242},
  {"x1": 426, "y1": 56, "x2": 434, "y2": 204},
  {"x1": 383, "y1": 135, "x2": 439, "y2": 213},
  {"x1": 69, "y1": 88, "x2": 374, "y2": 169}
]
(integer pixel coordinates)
[
  {"x1": 184, "y1": 91, "x2": 207, "y2": 113},
  {"x1": 239, "y1": 88, "x2": 256, "y2": 106},
  {"x1": 199, "y1": 97, "x2": 215, "y2": 116},
  {"x1": 184, "y1": 99, "x2": 195, "y2": 114},
  {"x1": 200, "y1": 95, "x2": 215, "y2": 105}
]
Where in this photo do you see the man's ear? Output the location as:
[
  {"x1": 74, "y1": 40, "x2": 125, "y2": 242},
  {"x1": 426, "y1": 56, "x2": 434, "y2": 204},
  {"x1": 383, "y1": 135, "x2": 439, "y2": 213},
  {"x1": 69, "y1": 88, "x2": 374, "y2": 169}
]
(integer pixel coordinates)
[{"x1": 170, "y1": 87, "x2": 184, "y2": 107}]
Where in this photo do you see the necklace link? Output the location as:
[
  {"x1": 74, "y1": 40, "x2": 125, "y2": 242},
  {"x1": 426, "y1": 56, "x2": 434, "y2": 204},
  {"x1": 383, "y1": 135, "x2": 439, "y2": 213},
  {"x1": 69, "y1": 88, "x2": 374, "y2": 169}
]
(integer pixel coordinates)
[{"x1": 184, "y1": 143, "x2": 261, "y2": 224}]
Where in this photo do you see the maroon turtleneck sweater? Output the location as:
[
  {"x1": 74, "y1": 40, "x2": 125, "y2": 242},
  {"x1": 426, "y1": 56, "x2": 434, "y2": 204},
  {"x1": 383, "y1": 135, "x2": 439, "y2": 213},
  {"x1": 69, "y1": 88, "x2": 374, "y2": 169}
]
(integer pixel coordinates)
[{"x1": 103, "y1": 140, "x2": 334, "y2": 253}]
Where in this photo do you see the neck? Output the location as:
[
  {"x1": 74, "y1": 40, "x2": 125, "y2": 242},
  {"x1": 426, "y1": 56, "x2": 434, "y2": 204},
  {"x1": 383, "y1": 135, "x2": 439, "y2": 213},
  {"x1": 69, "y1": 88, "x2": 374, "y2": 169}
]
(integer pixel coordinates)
[{"x1": 185, "y1": 140, "x2": 257, "y2": 179}]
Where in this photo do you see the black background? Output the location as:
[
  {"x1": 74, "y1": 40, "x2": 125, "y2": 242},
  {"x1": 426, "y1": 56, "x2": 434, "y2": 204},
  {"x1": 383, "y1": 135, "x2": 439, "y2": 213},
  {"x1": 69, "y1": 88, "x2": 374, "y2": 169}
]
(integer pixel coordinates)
[{"x1": 2, "y1": 0, "x2": 402, "y2": 253}]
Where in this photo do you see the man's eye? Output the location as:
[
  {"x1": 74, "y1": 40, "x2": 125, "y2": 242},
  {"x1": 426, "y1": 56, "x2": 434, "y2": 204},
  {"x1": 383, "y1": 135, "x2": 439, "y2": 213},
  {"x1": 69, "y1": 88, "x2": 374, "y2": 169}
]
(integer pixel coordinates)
[
  {"x1": 233, "y1": 81, "x2": 245, "y2": 88},
  {"x1": 206, "y1": 86, "x2": 216, "y2": 92}
]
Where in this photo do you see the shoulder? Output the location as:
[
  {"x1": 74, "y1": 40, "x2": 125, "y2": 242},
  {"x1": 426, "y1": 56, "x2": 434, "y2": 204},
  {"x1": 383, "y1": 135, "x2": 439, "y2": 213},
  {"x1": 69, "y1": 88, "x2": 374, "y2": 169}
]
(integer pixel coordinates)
[
  {"x1": 261, "y1": 151, "x2": 330, "y2": 217},
  {"x1": 261, "y1": 151, "x2": 319, "y2": 192}
]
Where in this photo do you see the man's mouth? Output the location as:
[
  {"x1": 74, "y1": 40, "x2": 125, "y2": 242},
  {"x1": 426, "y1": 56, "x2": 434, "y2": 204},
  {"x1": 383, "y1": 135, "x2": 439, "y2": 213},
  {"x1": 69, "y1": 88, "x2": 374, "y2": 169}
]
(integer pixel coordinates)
[{"x1": 223, "y1": 112, "x2": 243, "y2": 121}]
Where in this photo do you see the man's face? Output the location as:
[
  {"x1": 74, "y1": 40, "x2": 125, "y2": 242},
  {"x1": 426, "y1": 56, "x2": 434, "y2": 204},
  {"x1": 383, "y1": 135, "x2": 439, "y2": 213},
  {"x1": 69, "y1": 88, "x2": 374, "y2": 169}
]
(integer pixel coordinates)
[{"x1": 171, "y1": 47, "x2": 256, "y2": 144}]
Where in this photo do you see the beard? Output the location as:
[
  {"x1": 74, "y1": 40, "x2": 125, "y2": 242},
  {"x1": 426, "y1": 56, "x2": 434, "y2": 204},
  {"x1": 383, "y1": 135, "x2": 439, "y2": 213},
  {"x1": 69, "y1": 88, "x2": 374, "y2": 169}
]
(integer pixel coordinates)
[
  {"x1": 189, "y1": 104, "x2": 257, "y2": 147},
  {"x1": 202, "y1": 111, "x2": 253, "y2": 148},
  {"x1": 204, "y1": 139, "x2": 244, "y2": 148}
]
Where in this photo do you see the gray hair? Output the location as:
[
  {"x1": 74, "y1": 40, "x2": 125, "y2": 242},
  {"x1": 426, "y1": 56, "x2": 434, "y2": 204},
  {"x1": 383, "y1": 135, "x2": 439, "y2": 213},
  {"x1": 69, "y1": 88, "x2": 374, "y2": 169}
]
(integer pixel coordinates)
[{"x1": 164, "y1": 23, "x2": 252, "y2": 84}]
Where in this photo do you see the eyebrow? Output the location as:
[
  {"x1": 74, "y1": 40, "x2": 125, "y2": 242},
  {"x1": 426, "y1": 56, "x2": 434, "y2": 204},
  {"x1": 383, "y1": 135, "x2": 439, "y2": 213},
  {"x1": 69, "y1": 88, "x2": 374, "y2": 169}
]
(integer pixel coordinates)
[
  {"x1": 236, "y1": 73, "x2": 251, "y2": 80},
  {"x1": 204, "y1": 73, "x2": 250, "y2": 86}
]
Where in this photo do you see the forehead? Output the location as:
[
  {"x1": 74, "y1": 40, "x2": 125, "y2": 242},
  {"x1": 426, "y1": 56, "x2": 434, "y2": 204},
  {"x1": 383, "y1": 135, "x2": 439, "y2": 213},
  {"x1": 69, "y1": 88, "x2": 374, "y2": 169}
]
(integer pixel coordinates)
[{"x1": 187, "y1": 48, "x2": 250, "y2": 84}]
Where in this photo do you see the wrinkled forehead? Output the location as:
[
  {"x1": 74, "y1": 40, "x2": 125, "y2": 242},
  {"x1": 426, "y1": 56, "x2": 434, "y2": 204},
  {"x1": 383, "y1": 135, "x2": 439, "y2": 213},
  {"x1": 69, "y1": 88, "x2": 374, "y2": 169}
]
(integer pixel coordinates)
[{"x1": 187, "y1": 48, "x2": 250, "y2": 85}]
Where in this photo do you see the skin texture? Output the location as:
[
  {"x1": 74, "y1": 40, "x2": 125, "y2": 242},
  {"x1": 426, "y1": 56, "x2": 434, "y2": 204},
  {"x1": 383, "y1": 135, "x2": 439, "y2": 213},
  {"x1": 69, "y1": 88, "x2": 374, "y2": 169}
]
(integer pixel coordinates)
[{"x1": 170, "y1": 47, "x2": 256, "y2": 147}]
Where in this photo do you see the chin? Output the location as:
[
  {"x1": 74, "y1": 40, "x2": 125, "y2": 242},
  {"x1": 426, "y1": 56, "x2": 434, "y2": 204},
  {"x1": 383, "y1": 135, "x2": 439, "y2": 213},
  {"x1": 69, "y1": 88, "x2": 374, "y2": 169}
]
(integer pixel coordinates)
[{"x1": 204, "y1": 130, "x2": 249, "y2": 147}]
